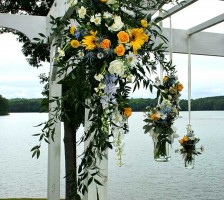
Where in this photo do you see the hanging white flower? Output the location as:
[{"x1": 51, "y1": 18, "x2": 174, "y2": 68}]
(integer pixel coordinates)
[
  {"x1": 70, "y1": 0, "x2": 78, "y2": 6},
  {"x1": 57, "y1": 47, "x2": 65, "y2": 57},
  {"x1": 127, "y1": 74, "x2": 133, "y2": 83},
  {"x1": 78, "y1": 6, "x2": 86, "y2": 19},
  {"x1": 108, "y1": 16, "x2": 124, "y2": 32},
  {"x1": 94, "y1": 74, "x2": 104, "y2": 82},
  {"x1": 108, "y1": 60, "x2": 125, "y2": 77}
]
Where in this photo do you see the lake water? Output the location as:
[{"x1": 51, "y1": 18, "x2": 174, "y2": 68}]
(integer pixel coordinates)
[{"x1": 0, "y1": 111, "x2": 224, "y2": 199}]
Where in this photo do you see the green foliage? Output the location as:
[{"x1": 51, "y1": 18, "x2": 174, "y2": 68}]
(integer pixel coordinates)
[
  {"x1": 180, "y1": 96, "x2": 224, "y2": 111},
  {"x1": 8, "y1": 98, "x2": 46, "y2": 112},
  {"x1": 0, "y1": 94, "x2": 9, "y2": 115},
  {"x1": 129, "y1": 98, "x2": 157, "y2": 111},
  {"x1": 130, "y1": 96, "x2": 224, "y2": 111}
]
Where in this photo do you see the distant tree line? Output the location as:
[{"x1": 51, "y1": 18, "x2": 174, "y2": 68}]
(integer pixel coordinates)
[
  {"x1": 0, "y1": 96, "x2": 223, "y2": 115},
  {"x1": 8, "y1": 98, "x2": 47, "y2": 113},
  {"x1": 0, "y1": 95, "x2": 9, "y2": 115},
  {"x1": 179, "y1": 96, "x2": 224, "y2": 111},
  {"x1": 130, "y1": 96, "x2": 224, "y2": 111}
]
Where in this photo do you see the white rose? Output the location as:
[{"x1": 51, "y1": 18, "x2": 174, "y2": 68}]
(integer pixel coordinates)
[
  {"x1": 108, "y1": 16, "x2": 124, "y2": 32},
  {"x1": 106, "y1": 0, "x2": 117, "y2": 5},
  {"x1": 108, "y1": 60, "x2": 125, "y2": 77},
  {"x1": 78, "y1": 6, "x2": 86, "y2": 19}
]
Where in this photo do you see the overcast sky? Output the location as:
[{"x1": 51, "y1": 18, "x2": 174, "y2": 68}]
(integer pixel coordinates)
[{"x1": 0, "y1": 0, "x2": 224, "y2": 100}]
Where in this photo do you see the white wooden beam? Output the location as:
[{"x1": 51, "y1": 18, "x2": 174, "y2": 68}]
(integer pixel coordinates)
[
  {"x1": 83, "y1": 103, "x2": 108, "y2": 200},
  {"x1": 48, "y1": 81, "x2": 62, "y2": 200},
  {"x1": 46, "y1": 0, "x2": 75, "y2": 38},
  {"x1": 163, "y1": 0, "x2": 198, "y2": 19},
  {"x1": 188, "y1": 13, "x2": 224, "y2": 36},
  {"x1": 47, "y1": 39, "x2": 62, "y2": 200},
  {"x1": 47, "y1": 0, "x2": 76, "y2": 81},
  {"x1": 162, "y1": 28, "x2": 224, "y2": 57},
  {"x1": 0, "y1": 13, "x2": 46, "y2": 42},
  {"x1": 153, "y1": 0, "x2": 198, "y2": 21}
]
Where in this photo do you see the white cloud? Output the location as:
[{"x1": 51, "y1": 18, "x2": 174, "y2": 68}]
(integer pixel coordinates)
[{"x1": 0, "y1": 33, "x2": 49, "y2": 99}]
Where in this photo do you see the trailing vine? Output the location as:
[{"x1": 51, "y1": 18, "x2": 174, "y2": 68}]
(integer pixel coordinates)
[{"x1": 31, "y1": 0, "x2": 182, "y2": 198}]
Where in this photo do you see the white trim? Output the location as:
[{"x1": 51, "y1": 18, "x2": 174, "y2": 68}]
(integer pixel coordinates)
[
  {"x1": 188, "y1": 13, "x2": 224, "y2": 36},
  {"x1": 0, "y1": 13, "x2": 46, "y2": 42},
  {"x1": 153, "y1": 0, "x2": 198, "y2": 21},
  {"x1": 48, "y1": 81, "x2": 62, "y2": 200},
  {"x1": 162, "y1": 28, "x2": 224, "y2": 57}
]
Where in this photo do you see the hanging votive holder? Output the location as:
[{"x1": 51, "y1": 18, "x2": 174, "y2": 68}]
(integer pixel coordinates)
[
  {"x1": 184, "y1": 152, "x2": 195, "y2": 169},
  {"x1": 154, "y1": 140, "x2": 171, "y2": 162}
]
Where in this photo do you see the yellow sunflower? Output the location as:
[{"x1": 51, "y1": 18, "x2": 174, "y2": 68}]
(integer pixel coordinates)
[
  {"x1": 82, "y1": 31, "x2": 97, "y2": 50},
  {"x1": 129, "y1": 28, "x2": 148, "y2": 54}
]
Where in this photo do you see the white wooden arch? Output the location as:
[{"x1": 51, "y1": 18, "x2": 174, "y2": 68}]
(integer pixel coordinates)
[
  {"x1": 0, "y1": 0, "x2": 224, "y2": 200},
  {"x1": 0, "y1": 13, "x2": 46, "y2": 42}
]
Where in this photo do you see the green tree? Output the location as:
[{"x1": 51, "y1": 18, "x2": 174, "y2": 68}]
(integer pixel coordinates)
[
  {"x1": 0, "y1": 95, "x2": 9, "y2": 115},
  {"x1": 9, "y1": 98, "x2": 44, "y2": 112}
]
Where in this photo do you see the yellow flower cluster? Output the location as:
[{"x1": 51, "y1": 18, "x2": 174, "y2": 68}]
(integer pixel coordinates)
[{"x1": 70, "y1": 20, "x2": 149, "y2": 55}]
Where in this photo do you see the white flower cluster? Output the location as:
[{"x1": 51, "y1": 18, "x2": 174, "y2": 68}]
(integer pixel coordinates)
[{"x1": 111, "y1": 106, "x2": 127, "y2": 167}]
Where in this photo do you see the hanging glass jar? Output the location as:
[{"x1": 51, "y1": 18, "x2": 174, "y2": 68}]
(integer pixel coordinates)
[
  {"x1": 154, "y1": 140, "x2": 171, "y2": 162},
  {"x1": 184, "y1": 153, "x2": 195, "y2": 169}
]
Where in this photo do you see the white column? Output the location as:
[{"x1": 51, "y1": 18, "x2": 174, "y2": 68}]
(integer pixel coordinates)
[
  {"x1": 47, "y1": 39, "x2": 62, "y2": 200},
  {"x1": 48, "y1": 81, "x2": 62, "y2": 200},
  {"x1": 83, "y1": 103, "x2": 108, "y2": 200}
]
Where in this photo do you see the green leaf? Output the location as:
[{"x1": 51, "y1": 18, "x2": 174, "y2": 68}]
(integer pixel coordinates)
[
  {"x1": 107, "y1": 142, "x2": 113, "y2": 149},
  {"x1": 37, "y1": 149, "x2": 40, "y2": 159},
  {"x1": 30, "y1": 145, "x2": 40, "y2": 152},
  {"x1": 88, "y1": 177, "x2": 93, "y2": 186},
  {"x1": 44, "y1": 138, "x2": 50, "y2": 144},
  {"x1": 38, "y1": 33, "x2": 46, "y2": 38},
  {"x1": 33, "y1": 38, "x2": 40, "y2": 41},
  {"x1": 94, "y1": 178, "x2": 103, "y2": 186},
  {"x1": 32, "y1": 133, "x2": 40, "y2": 136},
  {"x1": 32, "y1": 151, "x2": 36, "y2": 158}
]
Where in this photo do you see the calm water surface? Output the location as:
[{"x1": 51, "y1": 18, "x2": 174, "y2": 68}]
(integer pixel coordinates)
[{"x1": 0, "y1": 111, "x2": 224, "y2": 199}]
